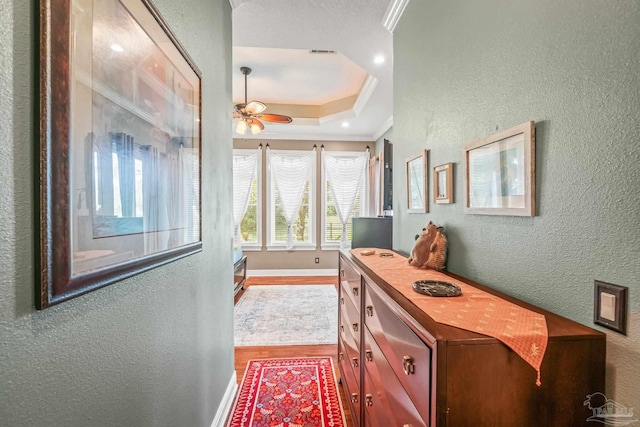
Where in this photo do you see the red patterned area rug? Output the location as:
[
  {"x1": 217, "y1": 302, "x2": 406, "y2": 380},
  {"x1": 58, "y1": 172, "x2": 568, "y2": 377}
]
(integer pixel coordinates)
[{"x1": 227, "y1": 357, "x2": 346, "y2": 427}]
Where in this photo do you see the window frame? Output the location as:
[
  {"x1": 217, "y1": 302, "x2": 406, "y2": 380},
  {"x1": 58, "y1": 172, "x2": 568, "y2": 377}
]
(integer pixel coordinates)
[
  {"x1": 266, "y1": 149, "x2": 317, "y2": 251},
  {"x1": 321, "y1": 150, "x2": 368, "y2": 250},
  {"x1": 233, "y1": 148, "x2": 262, "y2": 250}
]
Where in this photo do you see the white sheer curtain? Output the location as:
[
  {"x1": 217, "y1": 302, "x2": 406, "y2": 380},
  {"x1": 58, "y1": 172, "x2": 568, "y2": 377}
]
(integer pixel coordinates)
[
  {"x1": 181, "y1": 145, "x2": 199, "y2": 243},
  {"x1": 267, "y1": 147, "x2": 315, "y2": 249},
  {"x1": 323, "y1": 149, "x2": 369, "y2": 249},
  {"x1": 232, "y1": 149, "x2": 259, "y2": 246},
  {"x1": 368, "y1": 154, "x2": 382, "y2": 217},
  {"x1": 142, "y1": 145, "x2": 162, "y2": 254},
  {"x1": 166, "y1": 145, "x2": 182, "y2": 249}
]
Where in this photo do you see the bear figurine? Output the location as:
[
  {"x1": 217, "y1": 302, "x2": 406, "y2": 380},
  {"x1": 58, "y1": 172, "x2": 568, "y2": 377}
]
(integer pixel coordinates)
[{"x1": 408, "y1": 221, "x2": 447, "y2": 270}]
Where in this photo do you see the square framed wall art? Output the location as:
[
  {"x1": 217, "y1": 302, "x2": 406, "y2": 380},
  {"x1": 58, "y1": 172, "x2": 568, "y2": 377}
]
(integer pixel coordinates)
[{"x1": 463, "y1": 121, "x2": 535, "y2": 216}]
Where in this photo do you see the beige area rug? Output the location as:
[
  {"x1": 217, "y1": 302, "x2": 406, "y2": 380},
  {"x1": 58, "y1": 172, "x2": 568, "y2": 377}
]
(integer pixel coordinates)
[{"x1": 234, "y1": 285, "x2": 338, "y2": 346}]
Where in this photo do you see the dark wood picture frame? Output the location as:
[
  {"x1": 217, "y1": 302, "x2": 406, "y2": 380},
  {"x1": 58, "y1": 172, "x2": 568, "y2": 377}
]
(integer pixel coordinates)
[
  {"x1": 39, "y1": 0, "x2": 203, "y2": 309},
  {"x1": 463, "y1": 121, "x2": 535, "y2": 216},
  {"x1": 594, "y1": 280, "x2": 628, "y2": 335}
]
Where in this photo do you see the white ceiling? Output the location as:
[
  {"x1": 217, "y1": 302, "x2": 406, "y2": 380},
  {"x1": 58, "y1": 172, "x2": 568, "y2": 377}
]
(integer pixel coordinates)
[{"x1": 231, "y1": 0, "x2": 405, "y2": 141}]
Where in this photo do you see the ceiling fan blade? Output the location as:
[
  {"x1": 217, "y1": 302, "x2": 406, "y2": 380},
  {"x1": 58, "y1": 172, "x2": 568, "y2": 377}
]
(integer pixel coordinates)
[
  {"x1": 257, "y1": 113, "x2": 293, "y2": 124},
  {"x1": 245, "y1": 101, "x2": 267, "y2": 115}
]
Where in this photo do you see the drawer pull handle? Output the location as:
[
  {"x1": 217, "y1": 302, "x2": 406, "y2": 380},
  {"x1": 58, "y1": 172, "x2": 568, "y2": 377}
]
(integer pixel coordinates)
[
  {"x1": 366, "y1": 305, "x2": 373, "y2": 317},
  {"x1": 351, "y1": 393, "x2": 358, "y2": 403},
  {"x1": 352, "y1": 323, "x2": 359, "y2": 333},
  {"x1": 340, "y1": 325, "x2": 344, "y2": 332},
  {"x1": 402, "y1": 356, "x2": 415, "y2": 375},
  {"x1": 338, "y1": 352, "x2": 344, "y2": 362},
  {"x1": 365, "y1": 350, "x2": 373, "y2": 362},
  {"x1": 340, "y1": 269, "x2": 345, "y2": 277},
  {"x1": 352, "y1": 287, "x2": 359, "y2": 297},
  {"x1": 340, "y1": 297, "x2": 344, "y2": 305},
  {"x1": 352, "y1": 357, "x2": 359, "y2": 368},
  {"x1": 365, "y1": 394, "x2": 373, "y2": 406}
]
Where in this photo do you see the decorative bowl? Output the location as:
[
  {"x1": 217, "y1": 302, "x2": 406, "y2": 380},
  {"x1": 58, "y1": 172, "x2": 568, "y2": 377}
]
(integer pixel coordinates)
[{"x1": 412, "y1": 280, "x2": 462, "y2": 297}]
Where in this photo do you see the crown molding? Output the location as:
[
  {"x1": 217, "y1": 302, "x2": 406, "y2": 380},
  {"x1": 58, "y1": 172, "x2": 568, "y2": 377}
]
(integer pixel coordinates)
[
  {"x1": 228, "y1": 0, "x2": 245, "y2": 9},
  {"x1": 353, "y1": 75, "x2": 379, "y2": 116},
  {"x1": 382, "y1": 0, "x2": 410, "y2": 32},
  {"x1": 373, "y1": 116, "x2": 393, "y2": 141}
]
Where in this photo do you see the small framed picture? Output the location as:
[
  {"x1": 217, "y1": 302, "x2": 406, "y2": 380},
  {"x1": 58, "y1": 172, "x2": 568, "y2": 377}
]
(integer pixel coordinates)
[
  {"x1": 433, "y1": 163, "x2": 453, "y2": 204},
  {"x1": 594, "y1": 280, "x2": 628, "y2": 335}
]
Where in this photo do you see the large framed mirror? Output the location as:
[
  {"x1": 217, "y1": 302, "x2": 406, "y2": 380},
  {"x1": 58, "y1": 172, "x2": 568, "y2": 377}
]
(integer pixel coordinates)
[{"x1": 406, "y1": 149, "x2": 429, "y2": 213}]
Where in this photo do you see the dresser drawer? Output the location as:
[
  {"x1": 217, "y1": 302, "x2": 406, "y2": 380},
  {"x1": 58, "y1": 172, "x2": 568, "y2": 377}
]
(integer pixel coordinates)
[
  {"x1": 339, "y1": 289, "x2": 362, "y2": 349},
  {"x1": 338, "y1": 337, "x2": 361, "y2": 427},
  {"x1": 340, "y1": 256, "x2": 362, "y2": 309},
  {"x1": 363, "y1": 328, "x2": 427, "y2": 427},
  {"x1": 364, "y1": 279, "x2": 432, "y2": 422},
  {"x1": 339, "y1": 307, "x2": 361, "y2": 387}
]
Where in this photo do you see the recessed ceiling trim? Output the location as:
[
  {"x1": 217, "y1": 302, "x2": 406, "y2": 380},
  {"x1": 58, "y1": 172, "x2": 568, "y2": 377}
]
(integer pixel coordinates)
[
  {"x1": 233, "y1": 131, "x2": 375, "y2": 142},
  {"x1": 290, "y1": 118, "x2": 321, "y2": 126},
  {"x1": 353, "y1": 75, "x2": 379, "y2": 116},
  {"x1": 319, "y1": 109, "x2": 356, "y2": 125},
  {"x1": 382, "y1": 0, "x2": 410, "y2": 32},
  {"x1": 373, "y1": 115, "x2": 394, "y2": 141}
]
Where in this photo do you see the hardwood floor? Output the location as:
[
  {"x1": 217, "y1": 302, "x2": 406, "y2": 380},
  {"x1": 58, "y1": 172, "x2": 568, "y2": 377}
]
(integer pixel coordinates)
[{"x1": 233, "y1": 275, "x2": 354, "y2": 427}]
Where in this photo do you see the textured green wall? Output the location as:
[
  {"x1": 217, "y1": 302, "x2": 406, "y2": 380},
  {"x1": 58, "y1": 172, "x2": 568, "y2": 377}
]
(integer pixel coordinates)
[
  {"x1": 0, "y1": 0, "x2": 234, "y2": 425},
  {"x1": 394, "y1": 0, "x2": 639, "y2": 407}
]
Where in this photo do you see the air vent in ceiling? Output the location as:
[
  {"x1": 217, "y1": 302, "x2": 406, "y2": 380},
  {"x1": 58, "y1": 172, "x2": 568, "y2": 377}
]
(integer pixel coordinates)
[{"x1": 310, "y1": 49, "x2": 337, "y2": 54}]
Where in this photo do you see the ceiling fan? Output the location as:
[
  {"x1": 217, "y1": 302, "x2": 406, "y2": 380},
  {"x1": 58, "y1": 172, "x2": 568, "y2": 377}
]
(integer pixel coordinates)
[{"x1": 233, "y1": 66, "x2": 293, "y2": 135}]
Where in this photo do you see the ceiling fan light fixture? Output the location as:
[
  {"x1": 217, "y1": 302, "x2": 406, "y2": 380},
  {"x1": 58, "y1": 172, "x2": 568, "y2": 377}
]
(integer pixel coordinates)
[
  {"x1": 236, "y1": 119, "x2": 247, "y2": 135},
  {"x1": 233, "y1": 66, "x2": 291, "y2": 134},
  {"x1": 250, "y1": 121, "x2": 262, "y2": 135}
]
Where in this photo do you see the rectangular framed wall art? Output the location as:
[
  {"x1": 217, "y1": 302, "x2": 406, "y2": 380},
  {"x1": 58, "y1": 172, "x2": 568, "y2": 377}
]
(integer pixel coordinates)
[
  {"x1": 463, "y1": 121, "x2": 535, "y2": 216},
  {"x1": 406, "y1": 149, "x2": 429, "y2": 214},
  {"x1": 39, "y1": 0, "x2": 202, "y2": 308},
  {"x1": 433, "y1": 162, "x2": 453, "y2": 204}
]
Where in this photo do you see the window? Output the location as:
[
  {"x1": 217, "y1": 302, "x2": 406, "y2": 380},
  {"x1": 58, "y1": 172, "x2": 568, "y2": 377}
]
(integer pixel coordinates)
[
  {"x1": 321, "y1": 151, "x2": 368, "y2": 249},
  {"x1": 240, "y1": 179, "x2": 260, "y2": 244},
  {"x1": 267, "y1": 149, "x2": 316, "y2": 249},
  {"x1": 233, "y1": 149, "x2": 262, "y2": 248}
]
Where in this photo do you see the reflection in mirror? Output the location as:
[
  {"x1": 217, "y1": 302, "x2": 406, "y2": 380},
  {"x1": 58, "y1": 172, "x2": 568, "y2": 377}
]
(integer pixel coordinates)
[
  {"x1": 433, "y1": 162, "x2": 453, "y2": 204},
  {"x1": 437, "y1": 171, "x2": 446, "y2": 197},
  {"x1": 69, "y1": 0, "x2": 201, "y2": 275},
  {"x1": 406, "y1": 150, "x2": 428, "y2": 213}
]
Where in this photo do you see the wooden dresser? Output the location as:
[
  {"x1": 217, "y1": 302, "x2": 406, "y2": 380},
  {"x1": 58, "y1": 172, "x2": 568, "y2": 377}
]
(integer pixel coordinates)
[{"x1": 337, "y1": 250, "x2": 605, "y2": 427}]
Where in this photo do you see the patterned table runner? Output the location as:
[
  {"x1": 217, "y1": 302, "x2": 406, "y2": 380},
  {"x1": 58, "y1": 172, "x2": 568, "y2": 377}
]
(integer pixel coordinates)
[{"x1": 351, "y1": 249, "x2": 548, "y2": 386}]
